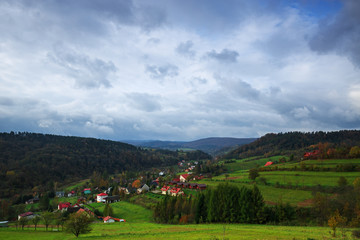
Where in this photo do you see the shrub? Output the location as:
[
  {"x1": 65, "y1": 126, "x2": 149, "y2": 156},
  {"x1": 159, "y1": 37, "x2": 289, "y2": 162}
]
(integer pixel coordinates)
[{"x1": 353, "y1": 230, "x2": 360, "y2": 239}]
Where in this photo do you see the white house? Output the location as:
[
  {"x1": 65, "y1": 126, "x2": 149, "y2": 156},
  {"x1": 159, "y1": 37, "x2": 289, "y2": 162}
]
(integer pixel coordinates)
[
  {"x1": 180, "y1": 174, "x2": 189, "y2": 182},
  {"x1": 97, "y1": 193, "x2": 108, "y2": 203}
]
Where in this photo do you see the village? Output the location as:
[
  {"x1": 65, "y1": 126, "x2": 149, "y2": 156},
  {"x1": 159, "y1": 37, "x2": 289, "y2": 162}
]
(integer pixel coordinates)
[{"x1": 14, "y1": 160, "x2": 208, "y2": 226}]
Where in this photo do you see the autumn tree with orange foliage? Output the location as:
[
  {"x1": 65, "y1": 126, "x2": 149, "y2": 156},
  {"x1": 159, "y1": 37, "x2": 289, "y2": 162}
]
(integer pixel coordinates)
[{"x1": 132, "y1": 179, "x2": 141, "y2": 188}]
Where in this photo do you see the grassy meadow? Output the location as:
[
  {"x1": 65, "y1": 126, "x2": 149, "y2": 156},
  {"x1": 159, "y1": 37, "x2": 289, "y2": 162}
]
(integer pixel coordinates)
[{"x1": 1, "y1": 221, "x2": 355, "y2": 240}]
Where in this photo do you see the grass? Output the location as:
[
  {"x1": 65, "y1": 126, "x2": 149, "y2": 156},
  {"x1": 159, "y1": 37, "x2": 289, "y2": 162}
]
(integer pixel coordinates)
[
  {"x1": 223, "y1": 156, "x2": 287, "y2": 171},
  {"x1": 0, "y1": 222, "x2": 356, "y2": 240},
  {"x1": 89, "y1": 201, "x2": 153, "y2": 222}
]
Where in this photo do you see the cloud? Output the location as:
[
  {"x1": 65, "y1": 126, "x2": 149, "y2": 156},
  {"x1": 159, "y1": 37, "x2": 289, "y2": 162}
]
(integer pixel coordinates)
[
  {"x1": 126, "y1": 93, "x2": 162, "y2": 112},
  {"x1": 47, "y1": 45, "x2": 117, "y2": 88},
  {"x1": 145, "y1": 64, "x2": 179, "y2": 79},
  {"x1": 206, "y1": 49, "x2": 239, "y2": 63},
  {"x1": 309, "y1": 0, "x2": 360, "y2": 67},
  {"x1": 176, "y1": 40, "x2": 195, "y2": 58}
]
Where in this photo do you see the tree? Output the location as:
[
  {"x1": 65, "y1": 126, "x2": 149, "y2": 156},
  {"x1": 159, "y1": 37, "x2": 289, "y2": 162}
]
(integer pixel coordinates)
[
  {"x1": 132, "y1": 179, "x2": 141, "y2": 189},
  {"x1": 41, "y1": 211, "x2": 53, "y2": 231},
  {"x1": 248, "y1": 168, "x2": 259, "y2": 180},
  {"x1": 103, "y1": 203, "x2": 114, "y2": 217},
  {"x1": 18, "y1": 217, "x2": 28, "y2": 230},
  {"x1": 338, "y1": 176, "x2": 348, "y2": 187},
  {"x1": 328, "y1": 209, "x2": 347, "y2": 238},
  {"x1": 39, "y1": 194, "x2": 50, "y2": 211},
  {"x1": 32, "y1": 215, "x2": 41, "y2": 231},
  {"x1": 65, "y1": 212, "x2": 93, "y2": 238}
]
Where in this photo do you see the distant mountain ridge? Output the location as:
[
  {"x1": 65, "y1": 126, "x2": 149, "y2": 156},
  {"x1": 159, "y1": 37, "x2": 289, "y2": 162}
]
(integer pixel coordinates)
[{"x1": 124, "y1": 137, "x2": 257, "y2": 156}]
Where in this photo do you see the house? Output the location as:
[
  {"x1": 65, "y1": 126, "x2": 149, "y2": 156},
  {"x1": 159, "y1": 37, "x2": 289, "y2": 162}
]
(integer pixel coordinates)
[
  {"x1": 197, "y1": 184, "x2": 207, "y2": 190},
  {"x1": 180, "y1": 174, "x2": 189, "y2": 182},
  {"x1": 264, "y1": 161, "x2": 273, "y2": 167},
  {"x1": 0, "y1": 221, "x2": 8, "y2": 227},
  {"x1": 58, "y1": 202, "x2": 71, "y2": 211},
  {"x1": 189, "y1": 183, "x2": 198, "y2": 189},
  {"x1": 97, "y1": 193, "x2": 108, "y2": 203},
  {"x1": 170, "y1": 188, "x2": 184, "y2": 197},
  {"x1": 56, "y1": 191, "x2": 65, "y2": 198},
  {"x1": 25, "y1": 197, "x2": 39, "y2": 204},
  {"x1": 103, "y1": 216, "x2": 125, "y2": 223},
  {"x1": 76, "y1": 208, "x2": 95, "y2": 217},
  {"x1": 105, "y1": 195, "x2": 120, "y2": 203},
  {"x1": 18, "y1": 212, "x2": 34, "y2": 220},
  {"x1": 137, "y1": 184, "x2": 150, "y2": 194},
  {"x1": 161, "y1": 186, "x2": 170, "y2": 195},
  {"x1": 83, "y1": 188, "x2": 91, "y2": 195},
  {"x1": 119, "y1": 187, "x2": 130, "y2": 195},
  {"x1": 182, "y1": 183, "x2": 190, "y2": 188},
  {"x1": 176, "y1": 182, "x2": 184, "y2": 188},
  {"x1": 159, "y1": 171, "x2": 165, "y2": 176},
  {"x1": 304, "y1": 150, "x2": 320, "y2": 158},
  {"x1": 103, "y1": 216, "x2": 116, "y2": 223},
  {"x1": 67, "y1": 191, "x2": 76, "y2": 197}
]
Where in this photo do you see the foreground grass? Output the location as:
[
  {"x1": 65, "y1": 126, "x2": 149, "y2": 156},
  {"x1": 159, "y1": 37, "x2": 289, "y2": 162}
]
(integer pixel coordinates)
[{"x1": 0, "y1": 222, "x2": 356, "y2": 240}]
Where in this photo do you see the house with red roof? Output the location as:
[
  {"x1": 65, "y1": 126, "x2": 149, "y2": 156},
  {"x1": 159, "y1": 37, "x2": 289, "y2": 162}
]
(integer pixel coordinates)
[
  {"x1": 304, "y1": 150, "x2": 320, "y2": 158},
  {"x1": 180, "y1": 174, "x2": 189, "y2": 182},
  {"x1": 83, "y1": 188, "x2": 91, "y2": 194},
  {"x1": 76, "y1": 208, "x2": 95, "y2": 217},
  {"x1": 67, "y1": 190, "x2": 76, "y2": 197},
  {"x1": 264, "y1": 161, "x2": 273, "y2": 167},
  {"x1": 58, "y1": 202, "x2": 72, "y2": 211},
  {"x1": 18, "y1": 212, "x2": 35, "y2": 220},
  {"x1": 161, "y1": 186, "x2": 170, "y2": 195},
  {"x1": 170, "y1": 188, "x2": 184, "y2": 197},
  {"x1": 97, "y1": 193, "x2": 108, "y2": 203}
]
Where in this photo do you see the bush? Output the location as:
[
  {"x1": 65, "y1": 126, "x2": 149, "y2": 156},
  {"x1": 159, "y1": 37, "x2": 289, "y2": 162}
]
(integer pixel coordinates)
[{"x1": 353, "y1": 230, "x2": 360, "y2": 239}]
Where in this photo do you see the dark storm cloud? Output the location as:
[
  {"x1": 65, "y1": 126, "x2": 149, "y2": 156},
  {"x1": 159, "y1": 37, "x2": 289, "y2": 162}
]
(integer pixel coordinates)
[
  {"x1": 309, "y1": 0, "x2": 360, "y2": 66},
  {"x1": 145, "y1": 64, "x2": 179, "y2": 79},
  {"x1": 48, "y1": 45, "x2": 117, "y2": 88},
  {"x1": 207, "y1": 49, "x2": 239, "y2": 63},
  {"x1": 176, "y1": 40, "x2": 195, "y2": 58}
]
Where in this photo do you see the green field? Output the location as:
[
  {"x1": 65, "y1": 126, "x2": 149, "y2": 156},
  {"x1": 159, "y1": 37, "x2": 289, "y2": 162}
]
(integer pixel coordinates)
[
  {"x1": 89, "y1": 201, "x2": 153, "y2": 222},
  {"x1": 0, "y1": 221, "x2": 356, "y2": 240}
]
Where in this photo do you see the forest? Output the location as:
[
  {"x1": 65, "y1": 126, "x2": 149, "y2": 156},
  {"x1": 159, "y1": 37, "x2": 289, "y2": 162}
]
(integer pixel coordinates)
[{"x1": 224, "y1": 130, "x2": 360, "y2": 159}]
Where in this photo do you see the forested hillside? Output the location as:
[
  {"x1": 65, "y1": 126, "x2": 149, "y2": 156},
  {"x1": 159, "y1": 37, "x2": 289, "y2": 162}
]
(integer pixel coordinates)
[
  {"x1": 0, "y1": 132, "x2": 211, "y2": 198},
  {"x1": 224, "y1": 130, "x2": 360, "y2": 159}
]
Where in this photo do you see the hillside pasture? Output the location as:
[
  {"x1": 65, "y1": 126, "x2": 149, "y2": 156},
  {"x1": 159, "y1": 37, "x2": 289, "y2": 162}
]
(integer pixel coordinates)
[
  {"x1": 223, "y1": 156, "x2": 287, "y2": 171},
  {"x1": 89, "y1": 201, "x2": 152, "y2": 222}
]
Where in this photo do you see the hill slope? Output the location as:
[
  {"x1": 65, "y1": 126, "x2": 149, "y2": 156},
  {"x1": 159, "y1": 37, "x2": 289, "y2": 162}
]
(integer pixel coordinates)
[
  {"x1": 0, "y1": 132, "x2": 211, "y2": 198},
  {"x1": 223, "y1": 130, "x2": 360, "y2": 159}
]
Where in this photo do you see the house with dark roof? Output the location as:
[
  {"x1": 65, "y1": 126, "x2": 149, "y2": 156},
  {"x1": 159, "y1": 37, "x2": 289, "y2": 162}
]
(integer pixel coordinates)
[
  {"x1": 56, "y1": 191, "x2": 65, "y2": 198},
  {"x1": 105, "y1": 195, "x2": 120, "y2": 203}
]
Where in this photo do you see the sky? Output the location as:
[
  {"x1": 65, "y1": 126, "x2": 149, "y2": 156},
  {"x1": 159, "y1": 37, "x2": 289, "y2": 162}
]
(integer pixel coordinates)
[{"x1": 1, "y1": 0, "x2": 360, "y2": 141}]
